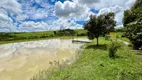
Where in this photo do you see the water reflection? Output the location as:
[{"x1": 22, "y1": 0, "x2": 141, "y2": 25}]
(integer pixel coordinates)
[{"x1": 0, "y1": 39, "x2": 87, "y2": 80}]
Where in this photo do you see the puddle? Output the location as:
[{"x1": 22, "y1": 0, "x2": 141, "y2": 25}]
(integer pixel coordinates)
[{"x1": 0, "y1": 39, "x2": 87, "y2": 80}]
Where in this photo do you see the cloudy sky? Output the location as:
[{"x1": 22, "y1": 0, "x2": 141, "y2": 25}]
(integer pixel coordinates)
[{"x1": 0, "y1": 0, "x2": 136, "y2": 32}]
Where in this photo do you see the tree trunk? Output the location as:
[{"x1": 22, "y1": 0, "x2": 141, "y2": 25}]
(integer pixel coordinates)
[{"x1": 96, "y1": 37, "x2": 99, "y2": 46}]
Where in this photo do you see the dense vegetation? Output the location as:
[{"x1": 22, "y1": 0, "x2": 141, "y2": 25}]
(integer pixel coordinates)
[
  {"x1": 123, "y1": 0, "x2": 142, "y2": 49},
  {"x1": 0, "y1": 29, "x2": 87, "y2": 44},
  {"x1": 84, "y1": 12, "x2": 116, "y2": 46},
  {"x1": 54, "y1": 29, "x2": 75, "y2": 36},
  {"x1": 115, "y1": 28, "x2": 125, "y2": 32}
]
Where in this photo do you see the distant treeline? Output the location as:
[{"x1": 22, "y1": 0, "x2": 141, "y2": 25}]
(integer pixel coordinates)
[
  {"x1": 0, "y1": 29, "x2": 87, "y2": 41},
  {"x1": 0, "y1": 28, "x2": 125, "y2": 42},
  {"x1": 54, "y1": 29, "x2": 87, "y2": 36},
  {"x1": 115, "y1": 28, "x2": 125, "y2": 32}
]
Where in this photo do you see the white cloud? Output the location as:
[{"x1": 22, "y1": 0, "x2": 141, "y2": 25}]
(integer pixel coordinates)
[
  {"x1": 115, "y1": 24, "x2": 123, "y2": 28},
  {"x1": 18, "y1": 19, "x2": 83, "y2": 32},
  {"x1": 16, "y1": 14, "x2": 28, "y2": 21},
  {"x1": 30, "y1": 9, "x2": 49, "y2": 19},
  {"x1": 0, "y1": 0, "x2": 22, "y2": 32},
  {"x1": 20, "y1": 0, "x2": 55, "y2": 20},
  {"x1": 46, "y1": 19, "x2": 83, "y2": 30},
  {"x1": 125, "y1": 0, "x2": 136, "y2": 9},
  {"x1": 115, "y1": 11, "x2": 124, "y2": 25},
  {"x1": 18, "y1": 21, "x2": 48, "y2": 32},
  {"x1": 55, "y1": 0, "x2": 136, "y2": 28},
  {"x1": 23, "y1": 6, "x2": 49, "y2": 19},
  {"x1": 0, "y1": 8, "x2": 8, "y2": 15},
  {"x1": 73, "y1": 0, "x2": 99, "y2": 5},
  {"x1": 0, "y1": 0, "x2": 137, "y2": 32},
  {"x1": 57, "y1": 20, "x2": 82, "y2": 30},
  {"x1": 98, "y1": 5, "x2": 124, "y2": 25},
  {"x1": 96, "y1": 0, "x2": 136, "y2": 26},
  {"x1": 0, "y1": 12, "x2": 17, "y2": 32},
  {"x1": 0, "y1": 0, "x2": 22, "y2": 13},
  {"x1": 55, "y1": 1, "x2": 94, "y2": 20},
  {"x1": 73, "y1": 0, "x2": 135, "y2": 10},
  {"x1": 98, "y1": 5, "x2": 123, "y2": 15},
  {"x1": 55, "y1": 1, "x2": 82, "y2": 17},
  {"x1": 83, "y1": 0, "x2": 128, "y2": 10},
  {"x1": 72, "y1": 0, "x2": 127, "y2": 10}
]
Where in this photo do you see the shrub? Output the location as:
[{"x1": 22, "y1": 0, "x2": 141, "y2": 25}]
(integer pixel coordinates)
[{"x1": 107, "y1": 40, "x2": 121, "y2": 58}]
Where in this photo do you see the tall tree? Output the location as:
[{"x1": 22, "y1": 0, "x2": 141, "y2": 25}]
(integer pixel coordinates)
[
  {"x1": 84, "y1": 13, "x2": 116, "y2": 46},
  {"x1": 123, "y1": 0, "x2": 142, "y2": 49}
]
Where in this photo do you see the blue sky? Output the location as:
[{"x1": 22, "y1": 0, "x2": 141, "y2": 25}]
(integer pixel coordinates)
[{"x1": 0, "y1": 0, "x2": 136, "y2": 32}]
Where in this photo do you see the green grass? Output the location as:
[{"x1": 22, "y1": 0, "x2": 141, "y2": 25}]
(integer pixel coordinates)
[
  {"x1": 114, "y1": 32, "x2": 131, "y2": 43},
  {"x1": 0, "y1": 36, "x2": 87, "y2": 44},
  {"x1": 74, "y1": 29, "x2": 87, "y2": 34},
  {"x1": 121, "y1": 38, "x2": 131, "y2": 43},
  {"x1": 115, "y1": 32, "x2": 124, "y2": 37},
  {"x1": 11, "y1": 31, "x2": 54, "y2": 38},
  {"x1": 0, "y1": 29, "x2": 87, "y2": 44},
  {"x1": 31, "y1": 37, "x2": 142, "y2": 80},
  {"x1": 10, "y1": 29, "x2": 87, "y2": 38}
]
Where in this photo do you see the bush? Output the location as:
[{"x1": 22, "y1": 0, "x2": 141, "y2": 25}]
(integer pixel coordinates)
[
  {"x1": 108, "y1": 40, "x2": 121, "y2": 58},
  {"x1": 57, "y1": 29, "x2": 76, "y2": 36},
  {"x1": 77, "y1": 33, "x2": 87, "y2": 36},
  {"x1": 115, "y1": 28, "x2": 125, "y2": 32}
]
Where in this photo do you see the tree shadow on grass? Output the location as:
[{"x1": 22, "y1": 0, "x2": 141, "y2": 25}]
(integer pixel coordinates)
[
  {"x1": 85, "y1": 44, "x2": 107, "y2": 51},
  {"x1": 136, "y1": 53, "x2": 142, "y2": 55},
  {"x1": 109, "y1": 55, "x2": 124, "y2": 59}
]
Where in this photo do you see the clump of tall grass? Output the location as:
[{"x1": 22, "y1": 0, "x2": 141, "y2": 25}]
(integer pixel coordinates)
[
  {"x1": 31, "y1": 49, "x2": 82, "y2": 80},
  {"x1": 107, "y1": 40, "x2": 121, "y2": 58},
  {"x1": 30, "y1": 60, "x2": 68, "y2": 80}
]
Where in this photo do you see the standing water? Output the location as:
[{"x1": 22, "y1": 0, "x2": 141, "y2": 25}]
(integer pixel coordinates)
[{"x1": 0, "y1": 39, "x2": 87, "y2": 80}]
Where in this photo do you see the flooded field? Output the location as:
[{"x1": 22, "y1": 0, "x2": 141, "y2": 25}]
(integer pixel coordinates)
[{"x1": 0, "y1": 39, "x2": 87, "y2": 80}]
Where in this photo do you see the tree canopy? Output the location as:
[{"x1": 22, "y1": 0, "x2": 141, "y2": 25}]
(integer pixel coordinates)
[
  {"x1": 84, "y1": 12, "x2": 116, "y2": 46},
  {"x1": 123, "y1": 0, "x2": 142, "y2": 49}
]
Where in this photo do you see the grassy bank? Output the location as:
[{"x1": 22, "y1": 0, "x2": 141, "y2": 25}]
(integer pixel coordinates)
[
  {"x1": 32, "y1": 37, "x2": 142, "y2": 80},
  {"x1": 0, "y1": 36, "x2": 87, "y2": 44},
  {"x1": 0, "y1": 29, "x2": 87, "y2": 44}
]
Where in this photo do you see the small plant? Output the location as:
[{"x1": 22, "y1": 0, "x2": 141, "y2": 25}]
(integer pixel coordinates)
[{"x1": 108, "y1": 40, "x2": 121, "y2": 58}]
